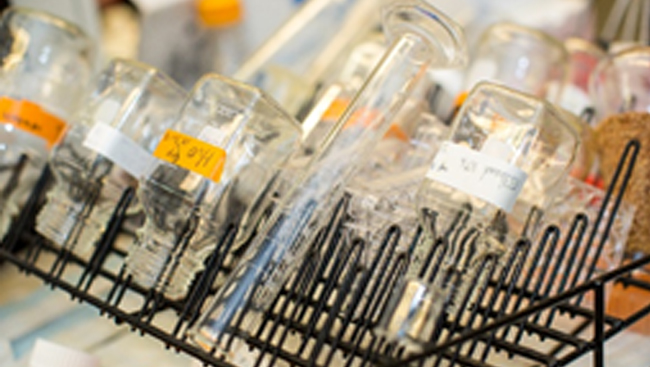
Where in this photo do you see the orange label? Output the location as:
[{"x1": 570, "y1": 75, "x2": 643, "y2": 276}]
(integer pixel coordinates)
[
  {"x1": 153, "y1": 129, "x2": 227, "y2": 182},
  {"x1": 0, "y1": 97, "x2": 68, "y2": 146},
  {"x1": 321, "y1": 97, "x2": 408, "y2": 142},
  {"x1": 322, "y1": 98, "x2": 350, "y2": 122}
]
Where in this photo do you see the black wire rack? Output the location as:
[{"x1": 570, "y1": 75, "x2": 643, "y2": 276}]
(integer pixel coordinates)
[{"x1": 1, "y1": 140, "x2": 649, "y2": 367}]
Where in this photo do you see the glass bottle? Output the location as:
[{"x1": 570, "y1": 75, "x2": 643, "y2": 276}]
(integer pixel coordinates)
[
  {"x1": 589, "y1": 46, "x2": 650, "y2": 124},
  {"x1": 196, "y1": 0, "x2": 247, "y2": 77},
  {"x1": 557, "y1": 38, "x2": 605, "y2": 118},
  {"x1": 464, "y1": 22, "x2": 569, "y2": 102},
  {"x1": 126, "y1": 74, "x2": 302, "y2": 299},
  {"x1": 232, "y1": 37, "x2": 388, "y2": 254},
  {"x1": 188, "y1": 0, "x2": 468, "y2": 358},
  {"x1": 234, "y1": 0, "x2": 384, "y2": 116},
  {"x1": 36, "y1": 59, "x2": 186, "y2": 254},
  {"x1": 0, "y1": 7, "x2": 94, "y2": 237},
  {"x1": 377, "y1": 82, "x2": 580, "y2": 348}
]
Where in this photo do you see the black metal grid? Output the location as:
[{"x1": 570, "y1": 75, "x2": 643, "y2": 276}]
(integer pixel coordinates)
[{"x1": 1, "y1": 140, "x2": 649, "y2": 367}]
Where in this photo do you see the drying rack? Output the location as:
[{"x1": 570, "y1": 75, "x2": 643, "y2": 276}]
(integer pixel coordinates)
[{"x1": 1, "y1": 140, "x2": 649, "y2": 367}]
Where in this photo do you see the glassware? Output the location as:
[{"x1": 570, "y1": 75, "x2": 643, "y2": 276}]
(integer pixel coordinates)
[
  {"x1": 536, "y1": 176, "x2": 634, "y2": 301},
  {"x1": 233, "y1": 38, "x2": 388, "y2": 253},
  {"x1": 464, "y1": 22, "x2": 569, "y2": 102},
  {"x1": 377, "y1": 81, "x2": 580, "y2": 347},
  {"x1": 36, "y1": 59, "x2": 186, "y2": 255},
  {"x1": 170, "y1": 0, "x2": 248, "y2": 88},
  {"x1": 0, "y1": 7, "x2": 94, "y2": 237},
  {"x1": 234, "y1": 0, "x2": 384, "y2": 115},
  {"x1": 589, "y1": 46, "x2": 650, "y2": 123},
  {"x1": 196, "y1": 0, "x2": 247, "y2": 77},
  {"x1": 126, "y1": 74, "x2": 302, "y2": 299},
  {"x1": 188, "y1": 0, "x2": 468, "y2": 358},
  {"x1": 346, "y1": 100, "x2": 449, "y2": 261},
  {"x1": 554, "y1": 38, "x2": 605, "y2": 119}
]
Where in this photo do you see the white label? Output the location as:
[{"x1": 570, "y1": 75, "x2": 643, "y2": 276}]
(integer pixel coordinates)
[
  {"x1": 426, "y1": 142, "x2": 528, "y2": 212},
  {"x1": 82, "y1": 123, "x2": 155, "y2": 178}
]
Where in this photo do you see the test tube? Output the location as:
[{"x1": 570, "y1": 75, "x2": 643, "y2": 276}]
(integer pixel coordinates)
[{"x1": 188, "y1": 0, "x2": 468, "y2": 357}]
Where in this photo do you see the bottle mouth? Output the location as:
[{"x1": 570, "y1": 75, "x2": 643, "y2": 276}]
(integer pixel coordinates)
[
  {"x1": 375, "y1": 277, "x2": 443, "y2": 349},
  {"x1": 381, "y1": 0, "x2": 468, "y2": 67},
  {"x1": 35, "y1": 197, "x2": 85, "y2": 249}
]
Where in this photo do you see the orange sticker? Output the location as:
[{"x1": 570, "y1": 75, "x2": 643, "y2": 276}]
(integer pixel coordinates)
[
  {"x1": 454, "y1": 91, "x2": 469, "y2": 108},
  {"x1": 153, "y1": 129, "x2": 227, "y2": 182},
  {"x1": 321, "y1": 98, "x2": 350, "y2": 122},
  {"x1": 0, "y1": 97, "x2": 68, "y2": 146}
]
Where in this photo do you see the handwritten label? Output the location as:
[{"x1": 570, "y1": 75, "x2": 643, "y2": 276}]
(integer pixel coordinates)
[
  {"x1": 0, "y1": 97, "x2": 67, "y2": 146},
  {"x1": 153, "y1": 129, "x2": 227, "y2": 182},
  {"x1": 82, "y1": 123, "x2": 155, "y2": 178},
  {"x1": 426, "y1": 142, "x2": 527, "y2": 212}
]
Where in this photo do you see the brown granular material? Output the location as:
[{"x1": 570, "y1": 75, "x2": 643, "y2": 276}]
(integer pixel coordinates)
[{"x1": 595, "y1": 112, "x2": 650, "y2": 255}]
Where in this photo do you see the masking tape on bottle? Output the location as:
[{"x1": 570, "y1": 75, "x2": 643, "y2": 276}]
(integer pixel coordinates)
[
  {"x1": 82, "y1": 123, "x2": 155, "y2": 178},
  {"x1": 153, "y1": 129, "x2": 227, "y2": 182},
  {"x1": 0, "y1": 97, "x2": 67, "y2": 147},
  {"x1": 426, "y1": 141, "x2": 527, "y2": 212}
]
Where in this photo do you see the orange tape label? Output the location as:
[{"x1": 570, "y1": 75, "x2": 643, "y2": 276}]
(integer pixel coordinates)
[
  {"x1": 153, "y1": 129, "x2": 227, "y2": 182},
  {"x1": 0, "y1": 97, "x2": 67, "y2": 146},
  {"x1": 322, "y1": 97, "x2": 408, "y2": 142}
]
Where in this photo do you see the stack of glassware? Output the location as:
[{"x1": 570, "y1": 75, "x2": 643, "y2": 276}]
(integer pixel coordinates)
[{"x1": 0, "y1": 0, "x2": 641, "y2": 361}]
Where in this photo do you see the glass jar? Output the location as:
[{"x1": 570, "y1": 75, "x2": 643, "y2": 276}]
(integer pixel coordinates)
[
  {"x1": 378, "y1": 81, "x2": 580, "y2": 348},
  {"x1": 0, "y1": 7, "x2": 94, "y2": 237},
  {"x1": 36, "y1": 59, "x2": 186, "y2": 255},
  {"x1": 589, "y1": 46, "x2": 650, "y2": 124},
  {"x1": 126, "y1": 74, "x2": 302, "y2": 299},
  {"x1": 464, "y1": 22, "x2": 569, "y2": 102}
]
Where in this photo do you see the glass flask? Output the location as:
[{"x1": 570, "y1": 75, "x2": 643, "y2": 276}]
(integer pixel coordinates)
[
  {"x1": 126, "y1": 74, "x2": 302, "y2": 299},
  {"x1": 188, "y1": 0, "x2": 468, "y2": 359},
  {"x1": 464, "y1": 22, "x2": 569, "y2": 102},
  {"x1": 589, "y1": 46, "x2": 650, "y2": 123},
  {"x1": 0, "y1": 7, "x2": 94, "y2": 237},
  {"x1": 377, "y1": 81, "x2": 580, "y2": 348},
  {"x1": 36, "y1": 59, "x2": 186, "y2": 255}
]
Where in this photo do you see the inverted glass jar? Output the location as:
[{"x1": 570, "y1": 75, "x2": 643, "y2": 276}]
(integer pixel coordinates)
[
  {"x1": 126, "y1": 74, "x2": 302, "y2": 300},
  {"x1": 36, "y1": 59, "x2": 186, "y2": 255},
  {"x1": 0, "y1": 7, "x2": 94, "y2": 237},
  {"x1": 377, "y1": 81, "x2": 580, "y2": 348},
  {"x1": 589, "y1": 46, "x2": 650, "y2": 123},
  {"x1": 464, "y1": 22, "x2": 569, "y2": 102}
]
